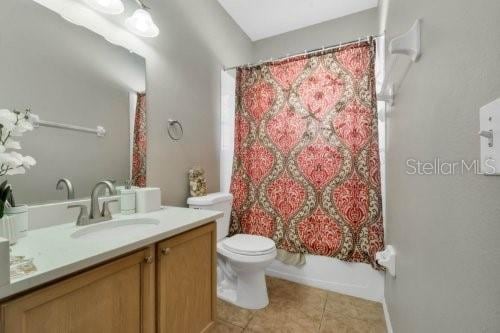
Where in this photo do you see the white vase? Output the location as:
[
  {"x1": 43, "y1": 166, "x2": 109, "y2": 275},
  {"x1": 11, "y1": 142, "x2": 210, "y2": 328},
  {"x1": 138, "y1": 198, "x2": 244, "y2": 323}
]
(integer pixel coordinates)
[
  {"x1": 0, "y1": 215, "x2": 16, "y2": 245},
  {"x1": 5, "y1": 205, "x2": 29, "y2": 240}
]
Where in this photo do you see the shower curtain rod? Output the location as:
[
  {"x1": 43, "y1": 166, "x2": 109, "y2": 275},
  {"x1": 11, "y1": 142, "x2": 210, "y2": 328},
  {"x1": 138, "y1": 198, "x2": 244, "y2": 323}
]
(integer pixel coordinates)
[{"x1": 223, "y1": 33, "x2": 384, "y2": 72}]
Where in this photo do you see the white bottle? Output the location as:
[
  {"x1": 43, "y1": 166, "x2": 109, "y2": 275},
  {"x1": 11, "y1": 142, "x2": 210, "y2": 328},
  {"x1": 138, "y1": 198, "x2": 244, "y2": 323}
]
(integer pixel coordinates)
[{"x1": 120, "y1": 181, "x2": 136, "y2": 215}]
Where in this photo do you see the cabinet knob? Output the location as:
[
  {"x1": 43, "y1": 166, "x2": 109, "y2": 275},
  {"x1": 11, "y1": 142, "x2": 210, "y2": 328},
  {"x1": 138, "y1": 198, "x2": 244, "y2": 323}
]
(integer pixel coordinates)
[
  {"x1": 161, "y1": 248, "x2": 171, "y2": 256},
  {"x1": 144, "y1": 256, "x2": 153, "y2": 264}
]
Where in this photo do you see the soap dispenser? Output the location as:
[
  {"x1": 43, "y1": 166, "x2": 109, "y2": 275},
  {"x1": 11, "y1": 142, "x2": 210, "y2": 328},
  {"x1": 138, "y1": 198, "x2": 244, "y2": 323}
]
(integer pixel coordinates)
[{"x1": 120, "y1": 180, "x2": 136, "y2": 215}]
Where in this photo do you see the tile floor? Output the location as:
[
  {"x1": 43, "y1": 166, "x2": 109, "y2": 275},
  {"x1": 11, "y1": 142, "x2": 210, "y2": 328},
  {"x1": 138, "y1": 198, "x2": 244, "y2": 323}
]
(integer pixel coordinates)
[{"x1": 210, "y1": 277, "x2": 387, "y2": 333}]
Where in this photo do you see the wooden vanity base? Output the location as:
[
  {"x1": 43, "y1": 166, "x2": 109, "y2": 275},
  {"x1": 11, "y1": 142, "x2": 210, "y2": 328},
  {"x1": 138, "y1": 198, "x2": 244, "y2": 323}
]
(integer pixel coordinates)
[{"x1": 0, "y1": 222, "x2": 216, "y2": 333}]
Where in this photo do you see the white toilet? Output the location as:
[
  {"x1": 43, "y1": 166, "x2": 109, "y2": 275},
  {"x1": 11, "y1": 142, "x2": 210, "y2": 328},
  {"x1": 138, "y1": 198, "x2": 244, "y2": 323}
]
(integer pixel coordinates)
[{"x1": 188, "y1": 192, "x2": 277, "y2": 310}]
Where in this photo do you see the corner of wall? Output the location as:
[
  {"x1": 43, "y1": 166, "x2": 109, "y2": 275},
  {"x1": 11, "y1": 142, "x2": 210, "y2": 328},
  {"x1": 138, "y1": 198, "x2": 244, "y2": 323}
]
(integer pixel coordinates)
[
  {"x1": 382, "y1": 298, "x2": 394, "y2": 333},
  {"x1": 378, "y1": 0, "x2": 390, "y2": 34}
]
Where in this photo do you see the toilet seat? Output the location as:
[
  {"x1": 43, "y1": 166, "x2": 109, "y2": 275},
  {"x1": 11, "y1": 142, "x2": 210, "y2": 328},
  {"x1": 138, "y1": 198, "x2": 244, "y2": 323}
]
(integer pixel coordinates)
[
  {"x1": 222, "y1": 234, "x2": 276, "y2": 256},
  {"x1": 217, "y1": 236, "x2": 277, "y2": 309}
]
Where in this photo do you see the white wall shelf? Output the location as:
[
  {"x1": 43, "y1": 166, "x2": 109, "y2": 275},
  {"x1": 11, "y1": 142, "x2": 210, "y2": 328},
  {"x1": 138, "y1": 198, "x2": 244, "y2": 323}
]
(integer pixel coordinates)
[{"x1": 378, "y1": 19, "x2": 422, "y2": 105}]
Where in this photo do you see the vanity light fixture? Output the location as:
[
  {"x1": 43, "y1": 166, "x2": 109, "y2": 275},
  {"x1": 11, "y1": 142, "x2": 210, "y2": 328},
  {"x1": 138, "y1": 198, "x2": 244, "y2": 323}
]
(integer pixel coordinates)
[
  {"x1": 125, "y1": 0, "x2": 159, "y2": 38},
  {"x1": 83, "y1": 0, "x2": 124, "y2": 15}
]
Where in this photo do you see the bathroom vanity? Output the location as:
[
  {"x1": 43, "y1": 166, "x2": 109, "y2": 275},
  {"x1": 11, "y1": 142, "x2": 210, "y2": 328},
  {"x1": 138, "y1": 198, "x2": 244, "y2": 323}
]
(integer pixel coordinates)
[{"x1": 0, "y1": 207, "x2": 222, "y2": 333}]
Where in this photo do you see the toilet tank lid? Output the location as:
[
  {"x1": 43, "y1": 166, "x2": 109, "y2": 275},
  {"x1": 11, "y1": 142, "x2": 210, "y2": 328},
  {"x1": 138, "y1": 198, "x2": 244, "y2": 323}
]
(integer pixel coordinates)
[{"x1": 187, "y1": 192, "x2": 233, "y2": 205}]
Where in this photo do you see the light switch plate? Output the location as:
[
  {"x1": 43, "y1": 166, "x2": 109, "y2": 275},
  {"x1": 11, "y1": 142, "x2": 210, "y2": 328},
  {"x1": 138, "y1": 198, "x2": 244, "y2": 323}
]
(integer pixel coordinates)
[{"x1": 480, "y1": 98, "x2": 500, "y2": 175}]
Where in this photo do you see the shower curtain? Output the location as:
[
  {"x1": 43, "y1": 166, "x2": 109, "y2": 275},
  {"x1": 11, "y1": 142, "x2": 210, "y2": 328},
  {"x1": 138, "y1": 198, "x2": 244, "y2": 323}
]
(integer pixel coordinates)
[
  {"x1": 229, "y1": 40, "x2": 384, "y2": 266},
  {"x1": 132, "y1": 92, "x2": 147, "y2": 187}
]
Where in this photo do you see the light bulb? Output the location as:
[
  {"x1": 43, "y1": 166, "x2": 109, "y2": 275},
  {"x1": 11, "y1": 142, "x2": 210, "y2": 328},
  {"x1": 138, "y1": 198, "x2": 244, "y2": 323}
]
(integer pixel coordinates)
[
  {"x1": 125, "y1": 9, "x2": 159, "y2": 38},
  {"x1": 83, "y1": 0, "x2": 124, "y2": 15}
]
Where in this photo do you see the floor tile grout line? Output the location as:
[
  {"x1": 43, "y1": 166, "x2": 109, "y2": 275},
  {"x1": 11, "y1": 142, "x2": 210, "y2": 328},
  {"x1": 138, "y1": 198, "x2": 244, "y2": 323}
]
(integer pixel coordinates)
[
  {"x1": 218, "y1": 318, "x2": 247, "y2": 330},
  {"x1": 242, "y1": 311, "x2": 256, "y2": 332},
  {"x1": 318, "y1": 293, "x2": 329, "y2": 332}
]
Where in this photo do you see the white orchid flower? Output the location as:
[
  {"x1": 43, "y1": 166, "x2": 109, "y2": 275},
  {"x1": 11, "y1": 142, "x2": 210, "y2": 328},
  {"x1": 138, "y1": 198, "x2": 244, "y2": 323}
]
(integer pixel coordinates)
[
  {"x1": 0, "y1": 110, "x2": 17, "y2": 132},
  {"x1": 0, "y1": 108, "x2": 37, "y2": 176},
  {"x1": 6, "y1": 152, "x2": 35, "y2": 167},
  {"x1": 0, "y1": 110, "x2": 16, "y2": 123},
  {"x1": 9, "y1": 151, "x2": 24, "y2": 161},
  {"x1": 0, "y1": 152, "x2": 22, "y2": 168},
  {"x1": 22, "y1": 155, "x2": 36, "y2": 168},
  {"x1": 0, "y1": 153, "x2": 11, "y2": 165},
  {"x1": 8, "y1": 152, "x2": 25, "y2": 169},
  {"x1": 6, "y1": 166, "x2": 25, "y2": 175},
  {"x1": 17, "y1": 117, "x2": 34, "y2": 132},
  {"x1": 4, "y1": 140, "x2": 21, "y2": 150}
]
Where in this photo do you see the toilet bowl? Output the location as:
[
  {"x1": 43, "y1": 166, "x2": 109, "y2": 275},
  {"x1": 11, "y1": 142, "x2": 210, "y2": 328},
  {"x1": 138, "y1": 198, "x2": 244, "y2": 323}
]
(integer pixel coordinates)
[
  {"x1": 188, "y1": 193, "x2": 277, "y2": 309},
  {"x1": 217, "y1": 234, "x2": 277, "y2": 309}
]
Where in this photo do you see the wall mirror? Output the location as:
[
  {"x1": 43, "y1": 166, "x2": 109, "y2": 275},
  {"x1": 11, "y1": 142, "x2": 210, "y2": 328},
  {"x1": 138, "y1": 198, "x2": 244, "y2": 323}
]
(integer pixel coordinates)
[{"x1": 0, "y1": 0, "x2": 146, "y2": 205}]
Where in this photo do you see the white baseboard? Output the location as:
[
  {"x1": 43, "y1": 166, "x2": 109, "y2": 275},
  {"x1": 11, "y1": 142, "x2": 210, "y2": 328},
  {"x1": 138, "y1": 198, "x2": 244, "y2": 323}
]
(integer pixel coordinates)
[
  {"x1": 266, "y1": 268, "x2": 381, "y2": 302},
  {"x1": 382, "y1": 299, "x2": 393, "y2": 333},
  {"x1": 265, "y1": 256, "x2": 384, "y2": 302}
]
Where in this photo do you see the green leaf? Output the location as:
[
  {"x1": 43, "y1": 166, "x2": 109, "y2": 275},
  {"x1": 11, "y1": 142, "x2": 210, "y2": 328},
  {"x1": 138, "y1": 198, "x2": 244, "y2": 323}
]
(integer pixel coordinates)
[
  {"x1": 0, "y1": 180, "x2": 8, "y2": 195},
  {"x1": 0, "y1": 185, "x2": 11, "y2": 203}
]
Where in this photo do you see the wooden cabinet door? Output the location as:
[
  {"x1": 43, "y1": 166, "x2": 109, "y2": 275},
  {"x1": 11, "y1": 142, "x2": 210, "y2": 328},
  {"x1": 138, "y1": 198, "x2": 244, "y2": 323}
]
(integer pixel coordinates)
[
  {"x1": 157, "y1": 223, "x2": 216, "y2": 333},
  {"x1": 1, "y1": 246, "x2": 155, "y2": 333}
]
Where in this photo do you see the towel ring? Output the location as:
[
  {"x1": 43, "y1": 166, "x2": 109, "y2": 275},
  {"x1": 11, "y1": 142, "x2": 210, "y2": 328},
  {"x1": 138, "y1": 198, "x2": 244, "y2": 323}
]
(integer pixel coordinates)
[{"x1": 167, "y1": 119, "x2": 183, "y2": 141}]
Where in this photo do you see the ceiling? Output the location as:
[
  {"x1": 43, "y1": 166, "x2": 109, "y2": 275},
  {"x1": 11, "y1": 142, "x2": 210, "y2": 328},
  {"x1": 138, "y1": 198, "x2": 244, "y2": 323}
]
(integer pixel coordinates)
[{"x1": 217, "y1": 0, "x2": 378, "y2": 41}]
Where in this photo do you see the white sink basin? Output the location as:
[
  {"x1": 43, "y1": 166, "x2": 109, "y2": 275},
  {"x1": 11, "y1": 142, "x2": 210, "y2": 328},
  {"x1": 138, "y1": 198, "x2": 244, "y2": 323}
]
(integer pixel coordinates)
[{"x1": 71, "y1": 218, "x2": 160, "y2": 240}]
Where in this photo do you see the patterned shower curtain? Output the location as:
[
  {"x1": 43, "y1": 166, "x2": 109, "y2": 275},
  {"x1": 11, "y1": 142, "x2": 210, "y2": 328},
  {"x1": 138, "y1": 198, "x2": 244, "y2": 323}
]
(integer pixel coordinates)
[
  {"x1": 132, "y1": 93, "x2": 147, "y2": 187},
  {"x1": 229, "y1": 40, "x2": 384, "y2": 266}
]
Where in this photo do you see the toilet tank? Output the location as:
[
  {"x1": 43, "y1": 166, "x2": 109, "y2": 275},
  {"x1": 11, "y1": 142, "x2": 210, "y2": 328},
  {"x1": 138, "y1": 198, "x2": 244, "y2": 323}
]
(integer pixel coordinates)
[{"x1": 187, "y1": 193, "x2": 233, "y2": 241}]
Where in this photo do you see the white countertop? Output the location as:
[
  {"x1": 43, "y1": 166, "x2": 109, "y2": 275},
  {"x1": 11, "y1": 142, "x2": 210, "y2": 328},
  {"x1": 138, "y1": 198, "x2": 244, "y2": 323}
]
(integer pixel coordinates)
[{"x1": 0, "y1": 206, "x2": 222, "y2": 300}]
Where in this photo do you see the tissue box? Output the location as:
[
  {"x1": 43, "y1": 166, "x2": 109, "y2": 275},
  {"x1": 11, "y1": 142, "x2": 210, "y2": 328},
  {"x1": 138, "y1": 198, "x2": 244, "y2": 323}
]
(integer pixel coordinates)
[
  {"x1": 136, "y1": 187, "x2": 161, "y2": 213},
  {"x1": 0, "y1": 237, "x2": 9, "y2": 287}
]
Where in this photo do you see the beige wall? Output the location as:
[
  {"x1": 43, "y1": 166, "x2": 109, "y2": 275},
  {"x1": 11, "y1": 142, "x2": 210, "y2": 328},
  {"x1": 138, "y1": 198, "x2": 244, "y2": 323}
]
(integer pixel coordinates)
[
  {"x1": 382, "y1": 0, "x2": 500, "y2": 331},
  {"x1": 140, "y1": 0, "x2": 253, "y2": 206},
  {"x1": 253, "y1": 8, "x2": 378, "y2": 63}
]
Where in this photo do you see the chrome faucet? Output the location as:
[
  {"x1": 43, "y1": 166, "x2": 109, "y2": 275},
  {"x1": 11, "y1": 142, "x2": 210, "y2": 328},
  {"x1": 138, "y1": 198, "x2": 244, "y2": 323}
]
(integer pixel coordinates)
[
  {"x1": 68, "y1": 180, "x2": 118, "y2": 226},
  {"x1": 56, "y1": 178, "x2": 75, "y2": 200},
  {"x1": 90, "y1": 180, "x2": 117, "y2": 221}
]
